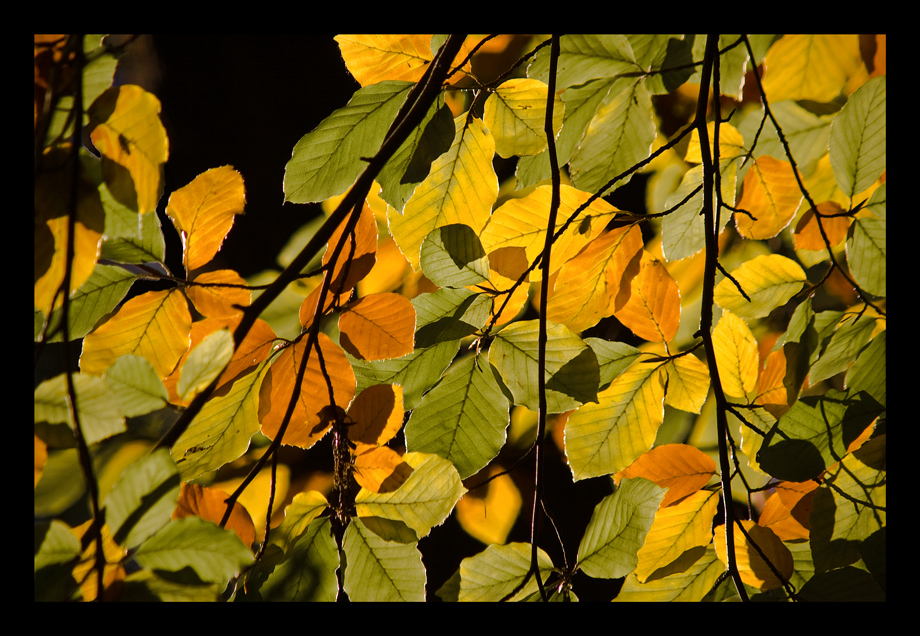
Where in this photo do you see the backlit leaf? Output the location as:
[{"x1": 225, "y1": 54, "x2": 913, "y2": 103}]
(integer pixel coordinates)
[
  {"x1": 404, "y1": 356, "x2": 510, "y2": 479},
  {"x1": 613, "y1": 250, "x2": 681, "y2": 343},
  {"x1": 335, "y1": 34, "x2": 474, "y2": 87},
  {"x1": 793, "y1": 202, "x2": 851, "y2": 250},
  {"x1": 412, "y1": 287, "x2": 492, "y2": 349},
  {"x1": 761, "y1": 35, "x2": 864, "y2": 103},
  {"x1": 323, "y1": 199, "x2": 378, "y2": 294},
  {"x1": 88, "y1": 85, "x2": 169, "y2": 214},
  {"x1": 355, "y1": 452, "x2": 466, "y2": 539},
  {"x1": 388, "y1": 115, "x2": 497, "y2": 271},
  {"x1": 458, "y1": 542, "x2": 555, "y2": 602},
  {"x1": 455, "y1": 469, "x2": 522, "y2": 545},
  {"x1": 577, "y1": 477, "x2": 667, "y2": 579},
  {"x1": 186, "y1": 269, "x2": 251, "y2": 318},
  {"x1": 34, "y1": 373, "x2": 125, "y2": 446},
  {"x1": 686, "y1": 121, "x2": 747, "y2": 163},
  {"x1": 714, "y1": 254, "x2": 807, "y2": 318},
  {"x1": 178, "y1": 328, "x2": 234, "y2": 401},
  {"x1": 343, "y1": 517, "x2": 426, "y2": 602},
  {"x1": 490, "y1": 319, "x2": 600, "y2": 414},
  {"x1": 615, "y1": 444, "x2": 717, "y2": 508},
  {"x1": 846, "y1": 217, "x2": 886, "y2": 297},
  {"x1": 80, "y1": 289, "x2": 192, "y2": 379},
  {"x1": 484, "y1": 78, "x2": 564, "y2": 158},
  {"x1": 103, "y1": 354, "x2": 168, "y2": 417},
  {"x1": 713, "y1": 520, "x2": 793, "y2": 591},
  {"x1": 353, "y1": 446, "x2": 413, "y2": 493},
  {"x1": 711, "y1": 310, "x2": 759, "y2": 400},
  {"x1": 284, "y1": 81, "x2": 413, "y2": 204},
  {"x1": 614, "y1": 546, "x2": 723, "y2": 601},
  {"x1": 663, "y1": 354, "x2": 710, "y2": 414},
  {"x1": 565, "y1": 360, "x2": 666, "y2": 480},
  {"x1": 104, "y1": 448, "x2": 179, "y2": 549},
  {"x1": 735, "y1": 156, "x2": 803, "y2": 240},
  {"x1": 527, "y1": 34, "x2": 639, "y2": 90},
  {"x1": 338, "y1": 292, "x2": 415, "y2": 361},
  {"x1": 269, "y1": 491, "x2": 329, "y2": 557},
  {"x1": 419, "y1": 223, "x2": 490, "y2": 288},
  {"x1": 165, "y1": 166, "x2": 245, "y2": 273},
  {"x1": 258, "y1": 333, "x2": 356, "y2": 450},
  {"x1": 347, "y1": 383, "x2": 404, "y2": 447},
  {"x1": 173, "y1": 483, "x2": 256, "y2": 551}
]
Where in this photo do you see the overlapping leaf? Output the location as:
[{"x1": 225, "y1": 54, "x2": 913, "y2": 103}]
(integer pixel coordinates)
[
  {"x1": 343, "y1": 517, "x2": 426, "y2": 601},
  {"x1": 457, "y1": 542, "x2": 555, "y2": 602},
  {"x1": 761, "y1": 34, "x2": 864, "y2": 103},
  {"x1": 173, "y1": 483, "x2": 256, "y2": 550},
  {"x1": 484, "y1": 78, "x2": 564, "y2": 158},
  {"x1": 613, "y1": 250, "x2": 681, "y2": 343},
  {"x1": 711, "y1": 310, "x2": 759, "y2": 400},
  {"x1": 714, "y1": 254, "x2": 807, "y2": 318},
  {"x1": 734, "y1": 156, "x2": 803, "y2": 240},
  {"x1": 335, "y1": 34, "x2": 475, "y2": 87},
  {"x1": 713, "y1": 520, "x2": 793, "y2": 591},
  {"x1": 338, "y1": 293, "x2": 415, "y2": 361},
  {"x1": 615, "y1": 444, "x2": 717, "y2": 508}
]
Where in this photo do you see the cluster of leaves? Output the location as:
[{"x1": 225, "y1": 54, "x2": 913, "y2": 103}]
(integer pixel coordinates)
[{"x1": 35, "y1": 34, "x2": 885, "y2": 602}]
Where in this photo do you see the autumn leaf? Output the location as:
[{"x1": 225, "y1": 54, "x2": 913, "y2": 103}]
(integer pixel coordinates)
[
  {"x1": 735, "y1": 156, "x2": 803, "y2": 240},
  {"x1": 762, "y1": 34, "x2": 865, "y2": 103},
  {"x1": 712, "y1": 310, "x2": 759, "y2": 400},
  {"x1": 714, "y1": 520, "x2": 794, "y2": 591},
  {"x1": 353, "y1": 445, "x2": 414, "y2": 493},
  {"x1": 455, "y1": 469, "x2": 522, "y2": 545},
  {"x1": 794, "y1": 202, "x2": 851, "y2": 250},
  {"x1": 186, "y1": 269, "x2": 251, "y2": 318},
  {"x1": 173, "y1": 483, "x2": 256, "y2": 550},
  {"x1": 324, "y1": 199, "x2": 378, "y2": 294},
  {"x1": 338, "y1": 293, "x2": 416, "y2": 361},
  {"x1": 165, "y1": 166, "x2": 246, "y2": 274},
  {"x1": 714, "y1": 254, "x2": 807, "y2": 319},
  {"x1": 335, "y1": 34, "x2": 475, "y2": 87},
  {"x1": 613, "y1": 250, "x2": 681, "y2": 343},
  {"x1": 484, "y1": 78, "x2": 564, "y2": 158},
  {"x1": 347, "y1": 383, "x2": 404, "y2": 448},
  {"x1": 663, "y1": 354, "x2": 710, "y2": 414},
  {"x1": 615, "y1": 444, "x2": 717, "y2": 508}
]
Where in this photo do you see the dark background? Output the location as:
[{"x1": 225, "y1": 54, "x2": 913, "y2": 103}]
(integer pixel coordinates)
[{"x1": 114, "y1": 34, "x2": 640, "y2": 600}]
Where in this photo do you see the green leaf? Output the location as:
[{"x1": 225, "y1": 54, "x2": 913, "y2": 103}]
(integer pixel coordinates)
[
  {"x1": 845, "y1": 330, "x2": 886, "y2": 407},
  {"x1": 105, "y1": 448, "x2": 180, "y2": 548},
  {"x1": 178, "y1": 328, "x2": 234, "y2": 401},
  {"x1": 576, "y1": 477, "x2": 667, "y2": 579},
  {"x1": 490, "y1": 319, "x2": 599, "y2": 414},
  {"x1": 283, "y1": 80, "x2": 413, "y2": 204},
  {"x1": 104, "y1": 354, "x2": 169, "y2": 417},
  {"x1": 343, "y1": 517, "x2": 426, "y2": 602},
  {"x1": 412, "y1": 287, "x2": 492, "y2": 349},
  {"x1": 355, "y1": 452, "x2": 466, "y2": 539},
  {"x1": 34, "y1": 519, "x2": 82, "y2": 572},
  {"x1": 34, "y1": 373, "x2": 125, "y2": 445},
  {"x1": 757, "y1": 389, "x2": 885, "y2": 482},
  {"x1": 419, "y1": 224, "x2": 490, "y2": 288},
  {"x1": 527, "y1": 34, "x2": 640, "y2": 89},
  {"x1": 405, "y1": 356, "x2": 510, "y2": 479},
  {"x1": 41, "y1": 263, "x2": 135, "y2": 342},
  {"x1": 829, "y1": 75, "x2": 886, "y2": 198},
  {"x1": 583, "y1": 337, "x2": 641, "y2": 389},
  {"x1": 809, "y1": 315, "x2": 878, "y2": 384},
  {"x1": 132, "y1": 517, "x2": 254, "y2": 585},
  {"x1": 714, "y1": 254, "x2": 807, "y2": 318},
  {"x1": 846, "y1": 217, "x2": 886, "y2": 297},
  {"x1": 458, "y1": 542, "x2": 555, "y2": 602}
]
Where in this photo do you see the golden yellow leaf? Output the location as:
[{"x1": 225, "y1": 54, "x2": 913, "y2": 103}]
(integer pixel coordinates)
[
  {"x1": 455, "y1": 468, "x2": 522, "y2": 545},
  {"x1": 258, "y1": 333, "x2": 356, "y2": 450},
  {"x1": 71, "y1": 521, "x2": 126, "y2": 602},
  {"x1": 335, "y1": 34, "x2": 475, "y2": 87},
  {"x1": 615, "y1": 443, "x2": 717, "y2": 508},
  {"x1": 173, "y1": 483, "x2": 256, "y2": 550},
  {"x1": 338, "y1": 293, "x2": 416, "y2": 361},
  {"x1": 713, "y1": 520, "x2": 793, "y2": 591},
  {"x1": 711, "y1": 310, "x2": 759, "y2": 400},
  {"x1": 353, "y1": 445, "x2": 413, "y2": 493},
  {"x1": 793, "y1": 202, "x2": 851, "y2": 250},
  {"x1": 714, "y1": 254, "x2": 807, "y2": 318},
  {"x1": 663, "y1": 354, "x2": 711, "y2": 414},
  {"x1": 80, "y1": 289, "x2": 191, "y2": 379},
  {"x1": 165, "y1": 166, "x2": 245, "y2": 273},
  {"x1": 478, "y1": 246, "x2": 531, "y2": 327},
  {"x1": 762, "y1": 34, "x2": 865, "y2": 103},
  {"x1": 685, "y1": 121, "x2": 746, "y2": 163},
  {"x1": 214, "y1": 464, "x2": 290, "y2": 541},
  {"x1": 186, "y1": 269, "x2": 251, "y2": 318},
  {"x1": 547, "y1": 224, "x2": 643, "y2": 333},
  {"x1": 613, "y1": 250, "x2": 681, "y2": 343},
  {"x1": 359, "y1": 236, "x2": 411, "y2": 296},
  {"x1": 347, "y1": 384, "x2": 404, "y2": 447},
  {"x1": 735, "y1": 156, "x2": 803, "y2": 240},
  {"x1": 89, "y1": 85, "x2": 169, "y2": 214},
  {"x1": 634, "y1": 489, "x2": 720, "y2": 582},
  {"x1": 480, "y1": 184, "x2": 619, "y2": 281},
  {"x1": 484, "y1": 78, "x2": 564, "y2": 158},
  {"x1": 388, "y1": 115, "x2": 497, "y2": 271}
]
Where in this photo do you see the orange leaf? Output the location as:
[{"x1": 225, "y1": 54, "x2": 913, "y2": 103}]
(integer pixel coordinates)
[
  {"x1": 614, "y1": 444, "x2": 717, "y2": 507},
  {"x1": 735, "y1": 156, "x2": 803, "y2": 240},
  {"x1": 165, "y1": 166, "x2": 245, "y2": 273},
  {"x1": 324, "y1": 200, "x2": 378, "y2": 294},
  {"x1": 258, "y1": 333, "x2": 356, "y2": 450},
  {"x1": 612, "y1": 250, "x2": 681, "y2": 343},
  {"x1": 755, "y1": 348, "x2": 792, "y2": 417},
  {"x1": 338, "y1": 293, "x2": 416, "y2": 361},
  {"x1": 80, "y1": 289, "x2": 191, "y2": 379},
  {"x1": 173, "y1": 483, "x2": 256, "y2": 550},
  {"x1": 793, "y1": 202, "x2": 851, "y2": 250},
  {"x1": 186, "y1": 269, "x2": 251, "y2": 318},
  {"x1": 347, "y1": 384, "x2": 404, "y2": 447},
  {"x1": 714, "y1": 520, "x2": 793, "y2": 591},
  {"x1": 353, "y1": 445, "x2": 413, "y2": 493},
  {"x1": 757, "y1": 491, "x2": 809, "y2": 541}
]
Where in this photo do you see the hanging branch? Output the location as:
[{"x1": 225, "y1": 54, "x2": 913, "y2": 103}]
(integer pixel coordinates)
[{"x1": 694, "y1": 33, "x2": 749, "y2": 602}]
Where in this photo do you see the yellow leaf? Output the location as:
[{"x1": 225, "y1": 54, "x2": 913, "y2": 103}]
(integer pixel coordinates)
[
  {"x1": 173, "y1": 483, "x2": 256, "y2": 550},
  {"x1": 480, "y1": 184, "x2": 619, "y2": 281},
  {"x1": 353, "y1": 445, "x2": 413, "y2": 493},
  {"x1": 338, "y1": 293, "x2": 416, "y2": 361},
  {"x1": 664, "y1": 354, "x2": 710, "y2": 414},
  {"x1": 546, "y1": 224, "x2": 643, "y2": 333},
  {"x1": 388, "y1": 115, "x2": 497, "y2": 271},
  {"x1": 634, "y1": 489, "x2": 720, "y2": 583},
  {"x1": 615, "y1": 443, "x2": 717, "y2": 508},
  {"x1": 685, "y1": 121, "x2": 746, "y2": 163},
  {"x1": 88, "y1": 85, "x2": 169, "y2": 214},
  {"x1": 484, "y1": 78, "x2": 564, "y2": 158},
  {"x1": 762, "y1": 35, "x2": 864, "y2": 103},
  {"x1": 71, "y1": 521, "x2": 126, "y2": 602},
  {"x1": 80, "y1": 289, "x2": 191, "y2": 379},
  {"x1": 479, "y1": 246, "x2": 531, "y2": 327},
  {"x1": 186, "y1": 269, "x2": 251, "y2": 318},
  {"x1": 214, "y1": 464, "x2": 290, "y2": 541},
  {"x1": 613, "y1": 250, "x2": 681, "y2": 343},
  {"x1": 711, "y1": 310, "x2": 759, "y2": 400},
  {"x1": 258, "y1": 333, "x2": 356, "y2": 450},
  {"x1": 565, "y1": 361, "x2": 666, "y2": 480},
  {"x1": 335, "y1": 34, "x2": 475, "y2": 87},
  {"x1": 735, "y1": 155, "x2": 803, "y2": 240},
  {"x1": 347, "y1": 384, "x2": 404, "y2": 447},
  {"x1": 714, "y1": 254, "x2": 807, "y2": 318},
  {"x1": 455, "y1": 468, "x2": 522, "y2": 545},
  {"x1": 165, "y1": 166, "x2": 246, "y2": 273},
  {"x1": 713, "y1": 520, "x2": 793, "y2": 591}
]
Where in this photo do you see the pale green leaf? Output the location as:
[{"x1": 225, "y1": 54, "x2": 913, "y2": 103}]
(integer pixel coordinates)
[
  {"x1": 246, "y1": 517, "x2": 338, "y2": 601},
  {"x1": 809, "y1": 315, "x2": 879, "y2": 384},
  {"x1": 104, "y1": 355, "x2": 168, "y2": 417},
  {"x1": 830, "y1": 75, "x2": 886, "y2": 198},
  {"x1": 458, "y1": 542, "x2": 555, "y2": 602},
  {"x1": 419, "y1": 224, "x2": 490, "y2": 288},
  {"x1": 412, "y1": 288, "x2": 492, "y2": 349},
  {"x1": 34, "y1": 373, "x2": 125, "y2": 445},
  {"x1": 104, "y1": 448, "x2": 180, "y2": 548},
  {"x1": 527, "y1": 34, "x2": 640, "y2": 89},
  {"x1": 343, "y1": 517, "x2": 426, "y2": 602},
  {"x1": 714, "y1": 254, "x2": 807, "y2": 318},
  {"x1": 845, "y1": 330, "x2": 886, "y2": 407},
  {"x1": 846, "y1": 217, "x2": 886, "y2": 297}
]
